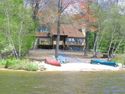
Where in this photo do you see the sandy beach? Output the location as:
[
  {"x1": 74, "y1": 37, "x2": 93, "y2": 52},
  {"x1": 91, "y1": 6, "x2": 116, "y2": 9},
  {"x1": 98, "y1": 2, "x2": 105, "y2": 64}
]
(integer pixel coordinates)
[
  {"x1": 44, "y1": 63, "x2": 121, "y2": 71},
  {"x1": 37, "y1": 60, "x2": 122, "y2": 71}
]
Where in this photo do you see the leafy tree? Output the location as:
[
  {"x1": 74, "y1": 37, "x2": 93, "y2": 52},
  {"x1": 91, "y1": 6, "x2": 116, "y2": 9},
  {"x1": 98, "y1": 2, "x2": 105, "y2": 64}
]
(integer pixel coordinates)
[
  {"x1": 0, "y1": 0, "x2": 35, "y2": 58},
  {"x1": 104, "y1": 6, "x2": 125, "y2": 59},
  {"x1": 92, "y1": 3, "x2": 125, "y2": 59},
  {"x1": 73, "y1": 0, "x2": 97, "y2": 56}
]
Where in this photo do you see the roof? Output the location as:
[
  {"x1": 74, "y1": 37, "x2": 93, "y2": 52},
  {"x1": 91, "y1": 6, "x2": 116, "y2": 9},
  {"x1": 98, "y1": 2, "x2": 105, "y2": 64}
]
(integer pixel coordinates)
[
  {"x1": 36, "y1": 24, "x2": 85, "y2": 38},
  {"x1": 51, "y1": 24, "x2": 85, "y2": 38}
]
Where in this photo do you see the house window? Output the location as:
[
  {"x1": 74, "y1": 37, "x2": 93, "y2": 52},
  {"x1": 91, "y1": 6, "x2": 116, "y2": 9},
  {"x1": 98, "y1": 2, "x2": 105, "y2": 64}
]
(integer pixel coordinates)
[
  {"x1": 39, "y1": 38, "x2": 51, "y2": 45},
  {"x1": 38, "y1": 25, "x2": 49, "y2": 32},
  {"x1": 66, "y1": 38, "x2": 84, "y2": 44},
  {"x1": 66, "y1": 38, "x2": 75, "y2": 42}
]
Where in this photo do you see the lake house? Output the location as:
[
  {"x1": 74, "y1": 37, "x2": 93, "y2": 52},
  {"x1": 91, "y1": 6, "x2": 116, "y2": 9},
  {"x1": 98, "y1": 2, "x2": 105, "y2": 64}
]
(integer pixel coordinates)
[{"x1": 35, "y1": 24, "x2": 85, "y2": 51}]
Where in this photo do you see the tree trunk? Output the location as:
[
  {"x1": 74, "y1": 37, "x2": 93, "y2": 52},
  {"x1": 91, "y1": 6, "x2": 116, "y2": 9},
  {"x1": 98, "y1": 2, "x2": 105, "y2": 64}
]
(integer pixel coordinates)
[
  {"x1": 114, "y1": 38, "x2": 123, "y2": 54},
  {"x1": 32, "y1": 0, "x2": 39, "y2": 20},
  {"x1": 55, "y1": 15, "x2": 61, "y2": 58},
  {"x1": 107, "y1": 27, "x2": 116, "y2": 60},
  {"x1": 18, "y1": 22, "x2": 23, "y2": 58},
  {"x1": 33, "y1": 38, "x2": 39, "y2": 49},
  {"x1": 5, "y1": 8, "x2": 19, "y2": 58},
  {"x1": 55, "y1": 0, "x2": 61, "y2": 59},
  {"x1": 84, "y1": 31, "x2": 89, "y2": 56},
  {"x1": 93, "y1": 32, "x2": 98, "y2": 57}
]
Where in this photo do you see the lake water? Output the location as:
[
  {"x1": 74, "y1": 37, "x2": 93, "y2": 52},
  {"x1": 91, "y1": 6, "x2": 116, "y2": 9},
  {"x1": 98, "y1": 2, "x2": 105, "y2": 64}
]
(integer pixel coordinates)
[{"x1": 0, "y1": 71, "x2": 125, "y2": 94}]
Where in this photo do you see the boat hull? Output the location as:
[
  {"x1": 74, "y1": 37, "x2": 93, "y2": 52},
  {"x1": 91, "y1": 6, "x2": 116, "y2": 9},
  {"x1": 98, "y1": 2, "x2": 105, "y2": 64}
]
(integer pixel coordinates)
[
  {"x1": 91, "y1": 59, "x2": 118, "y2": 67},
  {"x1": 45, "y1": 58, "x2": 61, "y2": 66}
]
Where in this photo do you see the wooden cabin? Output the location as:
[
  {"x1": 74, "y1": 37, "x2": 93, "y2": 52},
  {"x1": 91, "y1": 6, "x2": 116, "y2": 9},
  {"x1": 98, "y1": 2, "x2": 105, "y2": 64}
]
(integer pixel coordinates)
[{"x1": 35, "y1": 24, "x2": 85, "y2": 51}]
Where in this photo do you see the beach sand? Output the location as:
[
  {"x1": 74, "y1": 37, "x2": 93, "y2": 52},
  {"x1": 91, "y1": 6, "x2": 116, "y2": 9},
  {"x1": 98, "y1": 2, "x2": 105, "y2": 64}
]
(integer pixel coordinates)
[{"x1": 39, "y1": 61, "x2": 121, "y2": 71}]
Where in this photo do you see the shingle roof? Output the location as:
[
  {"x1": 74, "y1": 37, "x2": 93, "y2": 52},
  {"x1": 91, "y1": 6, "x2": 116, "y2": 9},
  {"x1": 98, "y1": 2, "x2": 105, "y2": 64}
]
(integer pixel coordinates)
[
  {"x1": 51, "y1": 24, "x2": 85, "y2": 38},
  {"x1": 36, "y1": 24, "x2": 85, "y2": 38}
]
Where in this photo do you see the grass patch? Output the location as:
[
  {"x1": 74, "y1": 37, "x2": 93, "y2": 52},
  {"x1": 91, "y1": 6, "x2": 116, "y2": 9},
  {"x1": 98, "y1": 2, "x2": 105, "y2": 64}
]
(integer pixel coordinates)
[
  {"x1": 112, "y1": 54, "x2": 125, "y2": 65},
  {"x1": 0, "y1": 59, "x2": 39, "y2": 71}
]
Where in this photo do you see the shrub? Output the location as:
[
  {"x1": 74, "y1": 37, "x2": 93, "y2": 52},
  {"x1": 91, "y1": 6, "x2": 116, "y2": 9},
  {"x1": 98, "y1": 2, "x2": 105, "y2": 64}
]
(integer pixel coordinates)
[
  {"x1": 25, "y1": 63, "x2": 39, "y2": 71},
  {"x1": 0, "y1": 59, "x2": 7, "y2": 65},
  {"x1": 0, "y1": 58, "x2": 20, "y2": 68},
  {"x1": 9, "y1": 62, "x2": 26, "y2": 70},
  {"x1": 0, "y1": 59, "x2": 39, "y2": 71},
  {"x1": 112, "y1": 54, "x2": 125, "y2": 65},
  {"x1": 4, "y1": 58, "x2": 21, "y2": 68},
  {"x1": 0, "y1": 59, "x2": 6, "y2": 68}
]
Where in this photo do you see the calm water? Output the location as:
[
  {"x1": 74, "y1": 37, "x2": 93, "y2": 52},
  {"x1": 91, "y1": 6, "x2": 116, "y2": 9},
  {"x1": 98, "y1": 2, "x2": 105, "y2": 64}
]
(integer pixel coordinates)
[{"x1": 0, "y1": 71, "x2": 125, "y2": 94}]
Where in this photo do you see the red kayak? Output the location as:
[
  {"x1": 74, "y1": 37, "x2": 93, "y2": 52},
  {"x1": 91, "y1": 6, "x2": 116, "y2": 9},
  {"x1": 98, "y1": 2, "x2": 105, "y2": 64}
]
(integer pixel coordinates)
[{"x1": 45, "y1": 58, "x2": 61, "y2": 66}]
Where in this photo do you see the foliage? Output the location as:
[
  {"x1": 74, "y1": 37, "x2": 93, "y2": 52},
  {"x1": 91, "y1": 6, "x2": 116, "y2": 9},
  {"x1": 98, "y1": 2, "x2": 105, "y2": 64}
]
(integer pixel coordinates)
[
  {"x1": 100, "y1": 6, "x2": 125, "y2": 53},
  {"x1": 0, "y1": 58, "x2": 22, "y2": 68},
  {"x1": 0, "y1": 59, "x2": 39, "y2": 71},
  {"x1": 112, "y1": 54, "x2": 125, "y2": 65},
  {"x1": 88, "y1": 32, "x2": 95, "y2": 49},
  {"x1": 88, "y1": 3, "x2": 125, "y2": 58},
  {"x1": 0, "y1": 0, "x2": 35, "y2": 58},
  {"x1": 10, "y1": 62, "x2": 39, "y2": 71},
  {"x1": 25, "y1": 63, "x2": 39, "y2": 71}
]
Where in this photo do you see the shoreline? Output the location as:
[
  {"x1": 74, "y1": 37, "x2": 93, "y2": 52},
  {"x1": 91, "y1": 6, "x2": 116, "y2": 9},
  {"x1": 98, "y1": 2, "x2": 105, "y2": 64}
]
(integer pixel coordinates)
[
  {"x1": 0, "y1": 68, "x2": 124, "y2": 73},
  {"x1": 0, "y1": 62, "x2": 124, "y2": 72}
]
